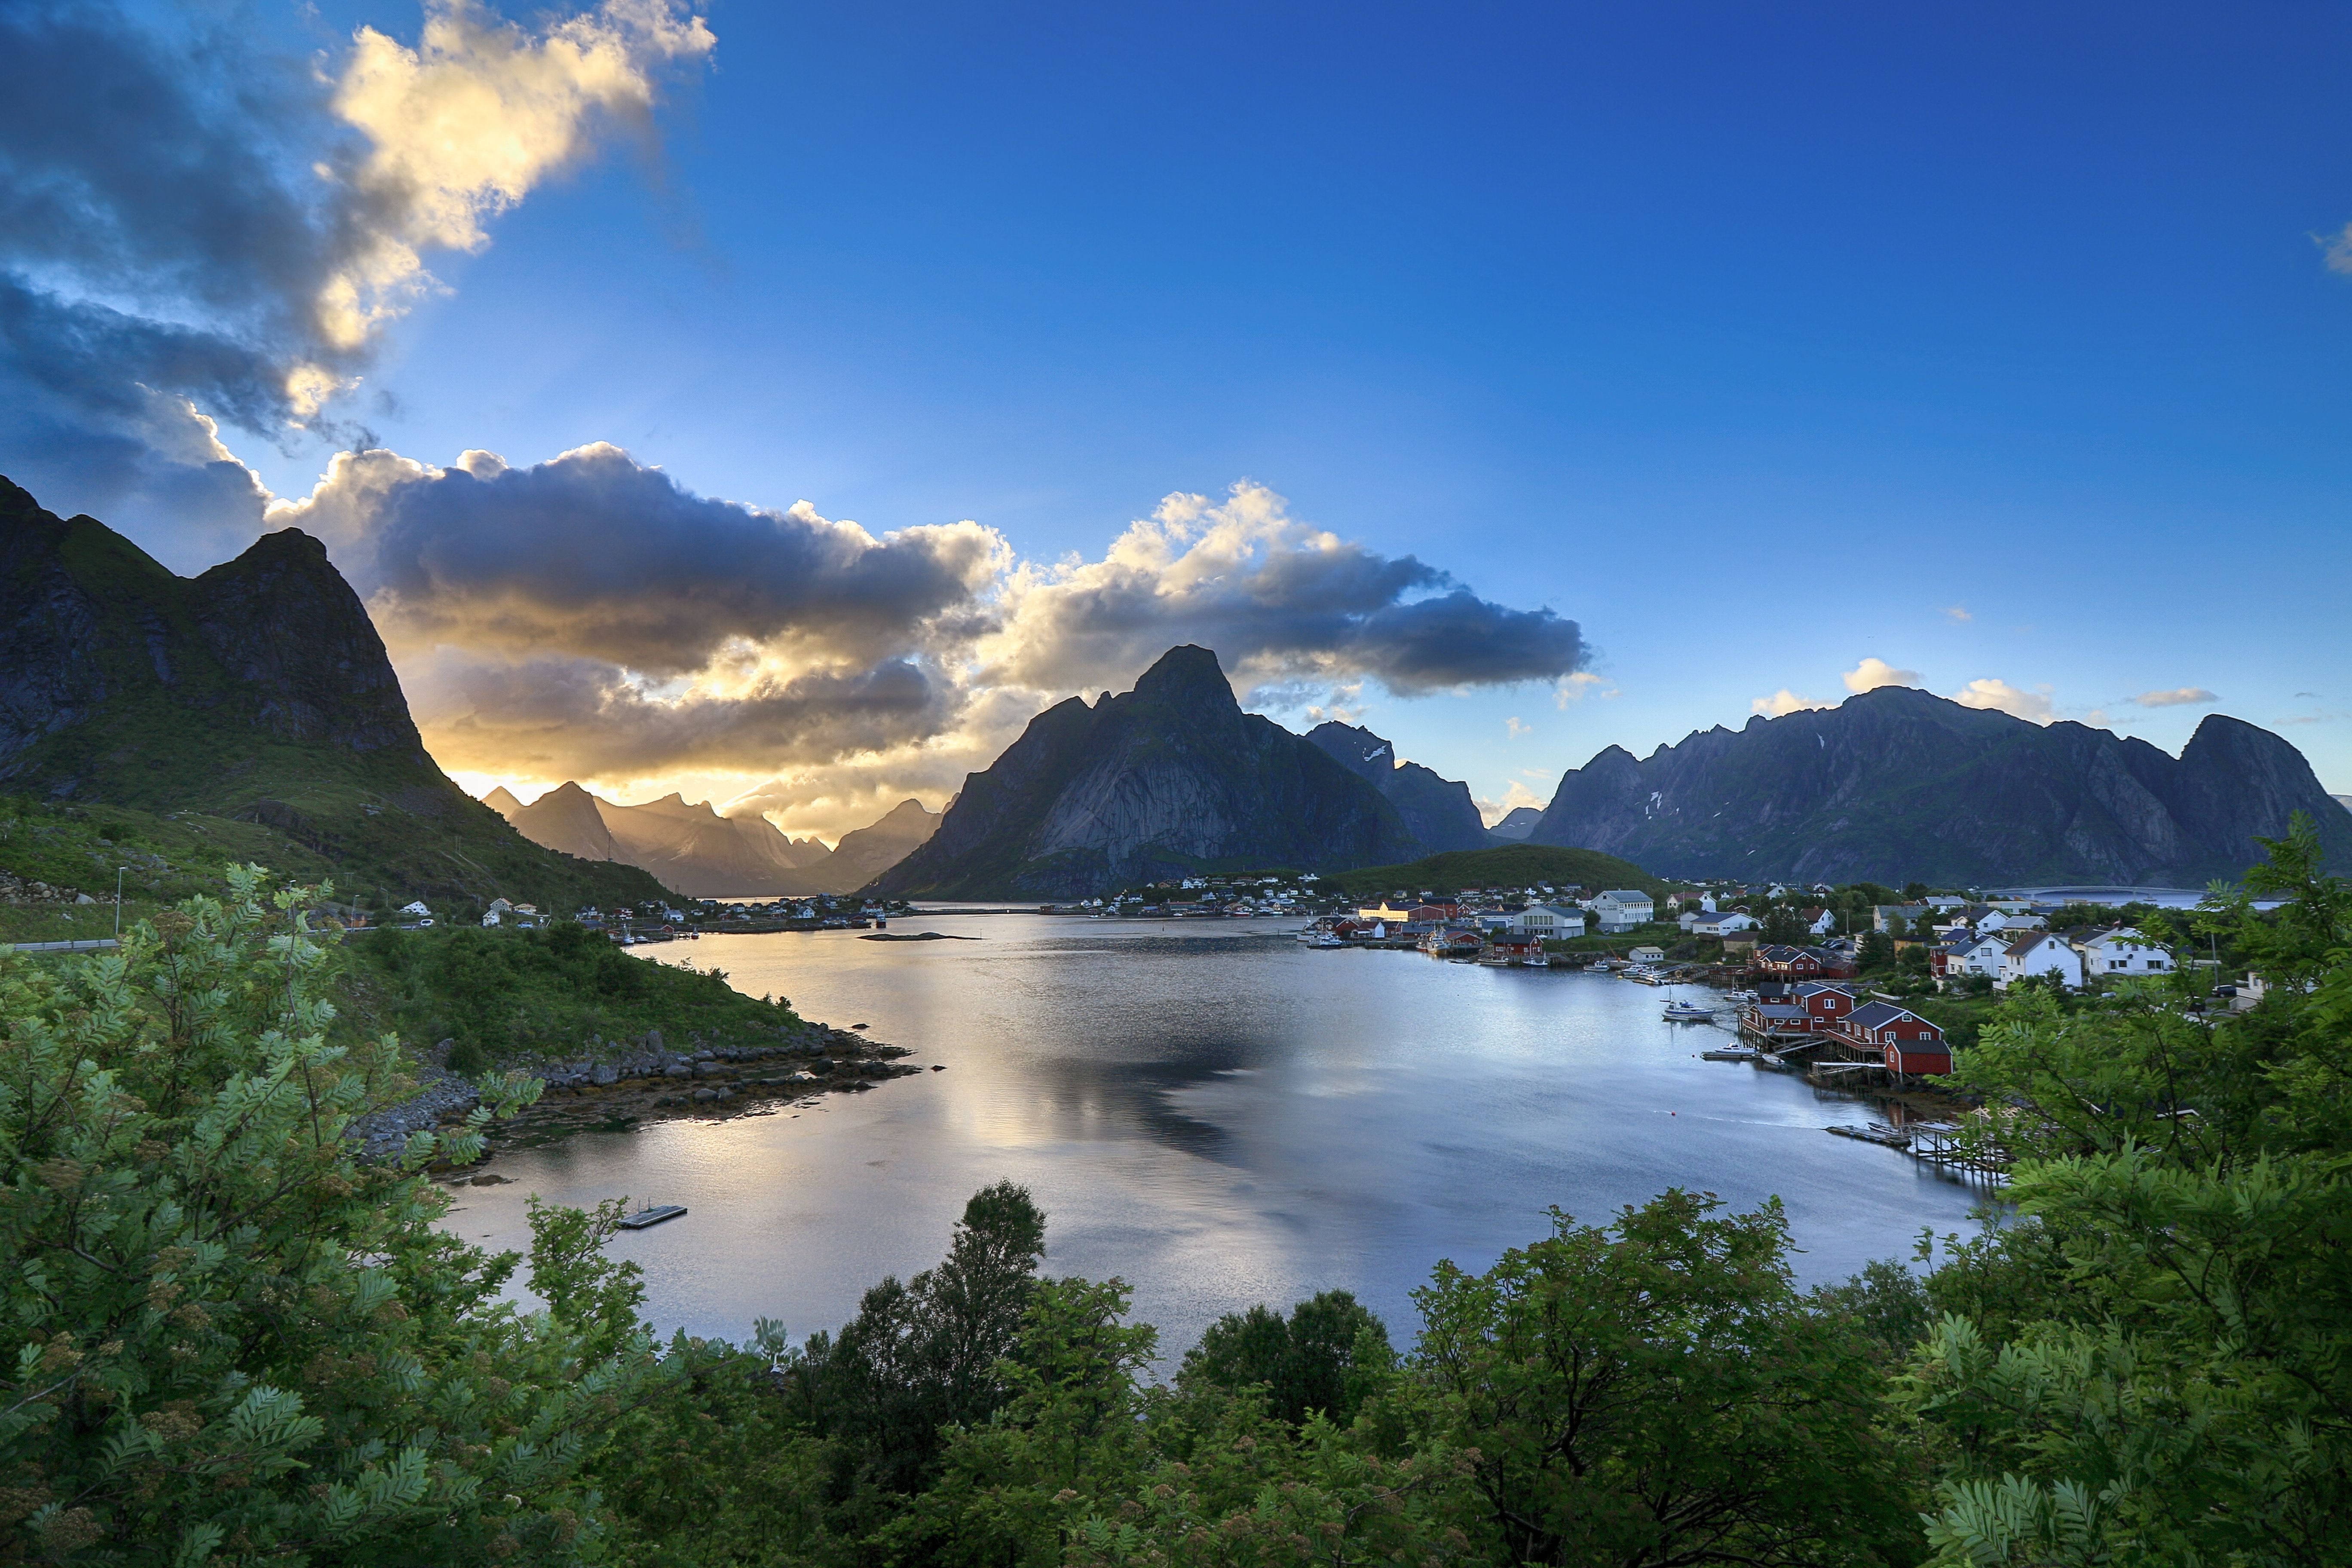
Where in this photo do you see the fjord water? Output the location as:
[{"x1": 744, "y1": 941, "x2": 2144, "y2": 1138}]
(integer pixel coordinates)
[{"x1": 443, "y1": 913, "x2": 1986, "y2": 1356}]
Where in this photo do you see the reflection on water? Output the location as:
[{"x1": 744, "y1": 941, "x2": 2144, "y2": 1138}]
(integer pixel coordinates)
[{"x1": 442, "y1": 912, "x2": 1988, "y2": 1357}]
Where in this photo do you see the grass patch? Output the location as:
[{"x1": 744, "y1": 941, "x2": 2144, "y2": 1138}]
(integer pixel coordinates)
[{"x1": 338, "y1": 924, "x2": 805, "y2": 1073}]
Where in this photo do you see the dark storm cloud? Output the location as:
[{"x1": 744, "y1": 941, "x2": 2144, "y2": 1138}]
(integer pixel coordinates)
[
  {"x1": 300, "y1": 444, "x2": 1006, "y2": 674},
  {"x1": 0, "y1": 4, "x2": 339, "y2": 542},
  {"x1": 413, "y1": 649, "x2": 961, "y2": 777}
]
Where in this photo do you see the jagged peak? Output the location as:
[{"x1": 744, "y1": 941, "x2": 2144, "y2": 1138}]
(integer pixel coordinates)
[{"x1": 1129, "y1": 644, "x2": 1234, "y2": 706}]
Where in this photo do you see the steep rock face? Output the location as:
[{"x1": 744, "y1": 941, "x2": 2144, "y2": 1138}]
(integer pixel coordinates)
[
  {"x1": 497, "y1": 782, "x2": 617, "y2": 864},
  {"x1": 819, "y1": 798, "x2": 939, "y2": 892},
  {"x1": 1528, "y1": 686, "x2": 2352, "y2": 884},
  {"x1": 872, "y1": 646, "x2": 1421, "y2": 898},
  {"x1": 0, "y1": 479, "x2": 428, "y2": 795},
  {"x1": 1305, "y1": 721, "x2": 1488, "y2": 853},
  {"x1": 0, "y1": 476, "x2": 668, "y2": 908}
]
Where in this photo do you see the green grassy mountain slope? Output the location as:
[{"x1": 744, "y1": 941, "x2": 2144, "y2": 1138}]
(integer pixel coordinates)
[
  {"x1": 1320, "y1": 844, "x2": 1669, "y2": 902},
  {"x1": 0, "y1": 477, "x2": 668, "y2": 915}
]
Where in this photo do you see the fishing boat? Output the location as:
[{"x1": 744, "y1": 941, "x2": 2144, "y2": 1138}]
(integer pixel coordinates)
[
  {"x1": 1663, "y1": 1000, "x2": 1717, "y2": 1021},
  {"x1": 617, "y1": 1204, "x2": 688, "y2": 1230}
]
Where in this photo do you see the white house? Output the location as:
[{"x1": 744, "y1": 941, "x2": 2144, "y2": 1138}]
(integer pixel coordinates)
[
  {"x1": 1798, "y1": 907, "x2": 1836, "y2": 937},
  {"x1": 1592, "y1": 890, "x2": 1655, "y2": 934},
  {"x1": 1956, "y1": 931, "x2": 2013, "y2": 980},
  {"x1": 481, "y1": 910, "x2": 501, "y2": 927},
  {"x1": 1691, "y1": 910, "x2": 1757, "y2": 939},
  {"x1": 1998, "y1": 932, "x2": 2084, "y2": 992},
  {"x1": 1628, "y1": 945, "x2": 1666, "y2": 964},
  {"x1": 1514, "y1": 903, "x2": 1587, "y2": 940},
  {"x1": 2070, "y1": 927, "x2": 2172, "y2": 979},
  {"x1": 400, "y1": 900, "x2": 431, "y2": 918}
]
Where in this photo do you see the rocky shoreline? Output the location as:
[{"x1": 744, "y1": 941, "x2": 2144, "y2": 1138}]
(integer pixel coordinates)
[{"x1": 350, "y1": 1021, "x2": 932, "y2": 1167}]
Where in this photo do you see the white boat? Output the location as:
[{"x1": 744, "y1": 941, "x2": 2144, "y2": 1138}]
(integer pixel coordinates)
[{"x1": 1663, "y1": 1001, "x2": 1716, "y2": 1021}]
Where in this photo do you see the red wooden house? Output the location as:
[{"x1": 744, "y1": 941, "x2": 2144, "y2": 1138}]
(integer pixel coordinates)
[{"x1": 1835, "y1": 1001, "x2": 1951, "y2": 1076}]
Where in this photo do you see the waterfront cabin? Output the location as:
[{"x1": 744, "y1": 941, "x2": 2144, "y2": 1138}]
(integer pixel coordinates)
[
  {"x1": 1836, "y1": 1001, "x2": 1951, "y2": 1077},
  {"x1": 1790, "y1": 981, "x2": 1857, "y2": 1030},
  {"x1": 1628, "y1": 944, "x2": 1667, "y2": 965}
]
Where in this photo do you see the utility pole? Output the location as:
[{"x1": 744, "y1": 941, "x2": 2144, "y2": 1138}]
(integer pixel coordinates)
[{"x1": 115, "y1": 866, "x2": 125, "y2": 941}]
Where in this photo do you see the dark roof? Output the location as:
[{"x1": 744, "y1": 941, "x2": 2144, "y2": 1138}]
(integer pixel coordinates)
[{"x1": 1847, "y1": 1001, "x2": 1921, "y2": 1029}]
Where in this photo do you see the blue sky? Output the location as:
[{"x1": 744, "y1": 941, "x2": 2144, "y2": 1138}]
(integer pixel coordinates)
[{"x1": 11, "y1": 0, "x2": 2351, "y2": 827}]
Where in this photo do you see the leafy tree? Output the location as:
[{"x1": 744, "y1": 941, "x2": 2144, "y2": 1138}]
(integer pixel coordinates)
[
  {"x1": 1179, "y1": 1290, "x2": 1392, "y2": 1427},
  {"x1": 1401, "y1": 1190, "x2": 1923, "y2": 1567},
  {"x1": 0, "y1": 870, "x2": 643, "y2": 1565},
  {"x1": 1901, "y1": 816, "x2": 2352, "y2": 1564},
  {"x1": 793, "y1": 1180, "x2": 1049, "y2": 1496},
  {"x1": 1760, "y1": 904, "x2": 1811, "y2": 946},
  {"x1": 1859, "y1": 929, "x2": 1898, "y2": 972}
]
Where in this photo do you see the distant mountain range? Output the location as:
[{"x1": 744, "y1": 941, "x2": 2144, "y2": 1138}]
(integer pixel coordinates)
[
  {"x1": 1485, "y1": 806, "x2": 1543, "y2": 842},
  {"x1": 0, "y1": 476, "x2": 665, "y2": 911},
  {"x1": 872, "y1": 646, "x2": 1430, "y2": 899},
  {"x1": 486, "y1": 785, "x2": 939, "y2": 898},
  {"x1": 1527, "y1": 686, "x2": 2352, "y2": 885}
]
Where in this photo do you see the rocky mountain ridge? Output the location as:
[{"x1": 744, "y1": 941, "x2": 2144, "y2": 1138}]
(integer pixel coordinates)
[
  {"x1": 0, "y1": 476, "x2": 665, "y2": 910},
  {"x1": 871, "y1": 646, "x2": 1421, "y2": 899},
  {"x1": 487, "y1": 784, "x2": 937, "y2": 897},
  {"x1": 1528, "y1": 686, "x2": 2352, "y2": 884},
  {"x1": 1304, "y1": 721, "x2": 1489, "y2": 852}
]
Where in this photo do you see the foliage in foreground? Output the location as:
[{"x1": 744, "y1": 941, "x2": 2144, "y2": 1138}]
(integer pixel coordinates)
[{"x1": 4, "y1": 817, "x2": 2349, "y2": 1566}]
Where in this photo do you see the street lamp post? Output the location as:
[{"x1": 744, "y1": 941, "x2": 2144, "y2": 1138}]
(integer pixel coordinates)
[{"x1": 115, "y1": 866, "x2": 125, "y2": 942}]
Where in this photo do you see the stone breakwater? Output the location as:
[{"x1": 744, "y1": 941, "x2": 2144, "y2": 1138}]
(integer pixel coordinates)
[{"x1": 350, "y1": 1023, "x2": 926, "y2": 1164}]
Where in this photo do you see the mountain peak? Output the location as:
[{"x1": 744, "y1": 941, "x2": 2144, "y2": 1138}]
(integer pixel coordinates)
[{"x1": 1130, "y1": 644, "x2": 1234, "y2": 705}]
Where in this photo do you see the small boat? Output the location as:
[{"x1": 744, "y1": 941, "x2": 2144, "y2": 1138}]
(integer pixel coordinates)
[
  {"x1": 1701, "y1": 1047, "x2": 1758, "y2": 1061},
  {"x1": 1663, "y1": 1001, "x2": 1716, "y2": 1021},
  {"x1": 617, "y1": 1204, "x2": 688, "y2": 1230}
]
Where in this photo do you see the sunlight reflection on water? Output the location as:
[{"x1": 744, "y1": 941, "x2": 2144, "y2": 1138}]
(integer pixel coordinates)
[{"x1": 442, "y1": 913, "x2": 1988, "y2": 1357}]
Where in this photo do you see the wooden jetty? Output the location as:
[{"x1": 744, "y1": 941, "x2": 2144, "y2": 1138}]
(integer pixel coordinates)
[{"x1": 618, "y1": 1204, "x2": 688, "y2": 1230}]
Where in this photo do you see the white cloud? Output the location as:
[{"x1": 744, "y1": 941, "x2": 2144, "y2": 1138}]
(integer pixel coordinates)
[
  {"x1": 1474, "y1": 779, "x2": 1551, "y2": 825},
  {"x1": 2325, "y1": 222, "x2": 2352, "y2": 276},
  {"x1": 1505, "y1": 716, "x2": 1530, "y2": 739},
  {"x1": 1752, "y1": 689, "x2": 1829, "y2": 717},
  {"x1": 278, "y1": 453, "x2": 1587, "y2": 834},
  {"x1": 1842, "y1": 656, "x2": 1920, "y2": 694},
  {"x1": 976, "y1": 484, "x2": 1583, "y2": 698},
  {"x1": 321, "y1": 0, "x2": 716, "y2": 349},
  {"x1": 2132, "y1": 686, "x2": 2217, "y2": 708},
  {"x1": 1554, "y1": 671, "x2": 1615, "y2": 707},
  {"x1": 1942, "y1": 605, "x2": 1972, "y2": 623},
  {"x1": 1951, "y1": 677, "x2": 2055, "y2": 724}
]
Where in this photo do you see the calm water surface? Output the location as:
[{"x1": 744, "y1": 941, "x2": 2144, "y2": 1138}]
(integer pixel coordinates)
[{"x1": 444, "y1": 912, "x2": 1988, "y2": 1356}]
